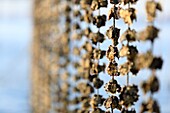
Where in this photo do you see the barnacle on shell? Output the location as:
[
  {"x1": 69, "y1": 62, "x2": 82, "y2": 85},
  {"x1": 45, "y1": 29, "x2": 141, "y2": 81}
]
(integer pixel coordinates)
[
  {"x1": 146, "y1": 1, "x2": 162, "y2": 22},
  {"x1": 90, "y1": 63, "x2": 106, "y2": 75},
  {"x1": 119, "y1": 45, "x2": 138, "y2": 61},
  {"x1": 82, "y1": 41, "x2": 93, "y2": 52},
  {"x1": 80, "y1": 0, "x2": 92, "y2": 9},
  {"x1": 104, "y1": 79, "x2": 121, "y2": 94},
  {"x1": 119, "y1": 85, "x2": 139, "y2": 107},
  {"x1": 92, "y1": 15, "x2": 107, "y2": 28},
  {"x1": 89, "y1": 32, "x2": 105, "y2": 45},
  {"x1": 119, "y1": 8, "x2": 136, "y2": 25},
  {"x1": 104, "y1": 96, "x2": 122, "y2": 110},
  {"x1": 80, "y1": 9, "x2": 93, "y2": 23},
  {"x1": 90, "y1": 94, "x2": 105, "y2": 108},
  {"x1": 138, "y1": 25, "x2": 159, "y2": 42},
  {"x1": 149, "y1": 57, "x2": 163, "y2": 70},
  {"x1": 119, "y1": 61, "x2": 133, "y2": 75},
  {"x1": 140, "y1": 98, "x2": 160, "y2": 113},
  {"x1": 141, "y1": 75, "x2": 160, "y2": 94},
  {"x1": 108, "y1": 6, "x2": 120, "y2": 20},
  {"x1": 76, "y1": 82, "x2": 94, "y2": 96},
  {"x1": 93, "y1": 78, "x2": 104, "y2": 89},
  {"x1": 106, "y1": 26, "x2": 120, "y2": 46},
  {"x1": 134, "y1": 51, "x2": 153, "y2": 69},
  {"x1": 91, "y1": 48, "x2": 106, "y2": 60},
  {"x1": 106, "y1": 45, "x2": 119, "y2": 61},
  {"x1": 120, "y1": 29, "x2": 137, "y2": 42},
  {"x1": 107, "y1": 61, "x2": 120, "y2": 76}
]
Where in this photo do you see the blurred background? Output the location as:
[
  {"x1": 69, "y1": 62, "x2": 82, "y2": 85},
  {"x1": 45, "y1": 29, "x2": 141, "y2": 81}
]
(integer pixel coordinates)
[
  {"x1": 0, "y1": 0, "x2": 169, "y2": 113},
  {"x1": 0, "y1": 0, "x2": 32, "y2": 113}
]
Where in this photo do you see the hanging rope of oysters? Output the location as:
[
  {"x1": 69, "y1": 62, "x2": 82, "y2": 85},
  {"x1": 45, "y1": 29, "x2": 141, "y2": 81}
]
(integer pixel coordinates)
[
  {"x1": 101, "y1": 0, "x2": 139, "y2": 112},
  {"x1": 89, "y1": 0, "x2": 108, "y2": 113},
  {"x1": 138, "y1": 0, "x2": 163, "y2": 113},
  {"x1": 103, "y1": 0, "x2": 122, "y2": 113},
  {"x1": 71, "y1": 1, "x2": 96, "y2": 112},
  {"x1": 32, "y1": 0, "x2": 55, "y2": 112},
  {"x1": 50, "y1": 0, "x2": 73, "y2": 112},
  {"x1": 50, "y1": 0, "x2": 63, "y2": 112},
  {"x1": 70, "y1": 0, "x2": 82, "y2": 112},
  {"x1": 107, "y1": 0, "x2": 139, "y2": 113},
  {"x1": 47, "y1": 1, "x2": 66, "y2": 112},
  {"x1": 31, "y1": 0, "x2": 164, "y2": 113},
  {"x1": 70, "y1": 0, "x2": 93, "y2": 112}
]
